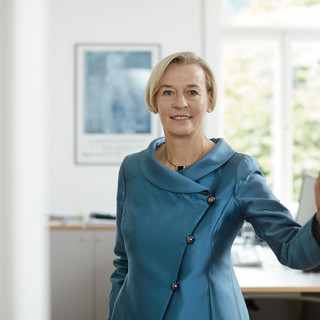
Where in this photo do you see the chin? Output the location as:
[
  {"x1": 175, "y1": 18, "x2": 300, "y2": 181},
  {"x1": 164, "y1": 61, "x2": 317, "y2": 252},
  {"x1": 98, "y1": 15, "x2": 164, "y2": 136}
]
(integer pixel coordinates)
[{"x1": 166, "y1": 130, "x2": 195, "y2": 138}]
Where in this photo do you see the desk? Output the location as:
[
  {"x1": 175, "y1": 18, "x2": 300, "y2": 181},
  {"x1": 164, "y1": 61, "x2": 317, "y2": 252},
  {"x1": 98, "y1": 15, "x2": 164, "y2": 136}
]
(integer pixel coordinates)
[
  {"x1": 234, "y1": 246, "x2": 320, "y2": 319},
  {"x1": 234, "y1": 246, "x2": 320, "y2": 302}
]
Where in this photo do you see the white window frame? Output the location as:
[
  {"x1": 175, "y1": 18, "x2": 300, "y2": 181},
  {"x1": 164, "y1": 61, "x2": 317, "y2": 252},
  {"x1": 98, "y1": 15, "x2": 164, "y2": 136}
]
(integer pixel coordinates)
[{"x1": 203, "y1": 0, "x2": 320, "y2": 208}]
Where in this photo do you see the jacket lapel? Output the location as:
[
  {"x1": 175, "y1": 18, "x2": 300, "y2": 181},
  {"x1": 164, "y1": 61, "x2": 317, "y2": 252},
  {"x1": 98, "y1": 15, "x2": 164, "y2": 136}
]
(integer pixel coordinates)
[
  {"x1": 139, "y1": 137, "x2": 236, "y2": 193},
  {"x1": 180, "y1": 138, "x2": 236, "y2": 181}
]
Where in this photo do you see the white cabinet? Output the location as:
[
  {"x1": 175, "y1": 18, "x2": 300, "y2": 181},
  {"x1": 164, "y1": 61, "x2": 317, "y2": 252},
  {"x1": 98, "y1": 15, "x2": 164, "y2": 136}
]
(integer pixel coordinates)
[{"x1": 50, "y1": 228, "x2": 116, "y2": 320}]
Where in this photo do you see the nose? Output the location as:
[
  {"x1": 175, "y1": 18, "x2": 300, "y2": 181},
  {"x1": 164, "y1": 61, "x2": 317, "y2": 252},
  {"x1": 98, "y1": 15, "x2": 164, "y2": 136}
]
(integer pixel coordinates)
[{"x1": 173, "y1": 93, "x2": 188, "y2": 108}]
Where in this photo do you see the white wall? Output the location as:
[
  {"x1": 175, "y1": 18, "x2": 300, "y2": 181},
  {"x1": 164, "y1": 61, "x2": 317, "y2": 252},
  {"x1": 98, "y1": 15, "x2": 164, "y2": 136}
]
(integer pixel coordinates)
[
  {"x1": 48, "y1": 0, "x2": 206, "y2": 213},
  {"x1": 0, "y1": 0, "x2": 7, "y2": 317},
  {"x1": 0, "y1": 0, "x2": 50, "y2": 319}
]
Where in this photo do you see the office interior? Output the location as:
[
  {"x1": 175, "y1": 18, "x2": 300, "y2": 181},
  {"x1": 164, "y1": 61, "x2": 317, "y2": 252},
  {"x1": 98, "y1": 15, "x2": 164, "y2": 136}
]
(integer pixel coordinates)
[{"x1": 1, "y1": 0, "x2": 320, "y2": 319}]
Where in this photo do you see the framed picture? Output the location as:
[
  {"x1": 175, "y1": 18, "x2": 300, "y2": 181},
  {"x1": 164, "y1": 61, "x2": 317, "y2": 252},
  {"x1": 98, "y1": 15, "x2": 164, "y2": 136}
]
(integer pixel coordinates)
[{"x1": 75, "y1": 43, "x2": 161, "y2": 165}]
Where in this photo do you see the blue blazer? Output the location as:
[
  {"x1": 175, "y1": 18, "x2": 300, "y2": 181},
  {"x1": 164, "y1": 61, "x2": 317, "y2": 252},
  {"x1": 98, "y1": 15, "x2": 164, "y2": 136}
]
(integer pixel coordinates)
[{"x1": 107, "y1": 137, "x2": 320, "y2": 320}]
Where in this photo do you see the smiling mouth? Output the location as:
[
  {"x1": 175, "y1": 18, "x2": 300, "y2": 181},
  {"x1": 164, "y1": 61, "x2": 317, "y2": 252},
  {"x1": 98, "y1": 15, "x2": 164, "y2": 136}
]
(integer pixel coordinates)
[{"x1": 171, "y1": 116, "x2": 192, "y2": 120}]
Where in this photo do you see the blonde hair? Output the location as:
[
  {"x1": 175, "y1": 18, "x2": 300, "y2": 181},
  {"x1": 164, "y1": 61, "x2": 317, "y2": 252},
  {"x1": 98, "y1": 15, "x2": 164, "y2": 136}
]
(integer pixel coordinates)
[{"x1": 145, "y1": 51, "x2": 217, "y2": 113}]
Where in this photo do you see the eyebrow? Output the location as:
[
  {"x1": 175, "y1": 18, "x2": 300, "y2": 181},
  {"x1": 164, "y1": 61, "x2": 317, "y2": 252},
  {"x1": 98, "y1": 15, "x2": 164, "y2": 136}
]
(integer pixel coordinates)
[{"x1": 160, "y1": 84, "x2": 201, "y2": 89}]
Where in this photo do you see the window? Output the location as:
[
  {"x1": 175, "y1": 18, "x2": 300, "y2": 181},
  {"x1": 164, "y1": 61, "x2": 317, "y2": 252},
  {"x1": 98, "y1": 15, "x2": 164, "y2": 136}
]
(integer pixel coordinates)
[
  {"x1": 222, "y1": 41, "x2": 275, "y2": 189},
  {"x1": 222, "y1": 0, "x2": 320, "y2": 28},
  {"x1": 291, "y1": 39, "x2": 320, "y2": 200},
  {"x1": 208, "y1": 0, "x2": 320, "y2": 209}
]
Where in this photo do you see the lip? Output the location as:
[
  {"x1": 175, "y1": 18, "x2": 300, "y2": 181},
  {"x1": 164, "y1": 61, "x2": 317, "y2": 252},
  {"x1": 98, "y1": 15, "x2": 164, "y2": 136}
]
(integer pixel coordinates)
[{"x1": 170, "y1": 115, "x2": 192, "y2": 120}]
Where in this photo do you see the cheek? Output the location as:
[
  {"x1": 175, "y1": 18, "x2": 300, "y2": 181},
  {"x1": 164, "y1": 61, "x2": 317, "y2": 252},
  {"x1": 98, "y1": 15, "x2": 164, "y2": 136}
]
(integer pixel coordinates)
[
  {"x1": 155, "y1": 99, "x2": 169, "y2": 116},
  {"x1": 156, "y1": 108, "x2": 166, "y2": 124},
  {"x1": 159, "y1": 113, "x2": 169, "y2": 126},
  {"x1": 199, "y1": 110, "x2": 208, "y2": 122},
  {"x1": 196, "y1": 101, "x2": 209, "y2": 118}
]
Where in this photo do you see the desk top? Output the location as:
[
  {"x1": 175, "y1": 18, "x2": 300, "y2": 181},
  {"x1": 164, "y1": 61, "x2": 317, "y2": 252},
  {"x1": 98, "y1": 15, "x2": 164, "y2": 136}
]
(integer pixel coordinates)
[
  {"x1": 234, "y1": 246, "x2": 320, "y2": 293},
  {"x1": 49, "y1": 225, "x2": 116, "y2": 230},
  {"x1": 49, "y1": 218, "x2": 116, "y2": 230}
]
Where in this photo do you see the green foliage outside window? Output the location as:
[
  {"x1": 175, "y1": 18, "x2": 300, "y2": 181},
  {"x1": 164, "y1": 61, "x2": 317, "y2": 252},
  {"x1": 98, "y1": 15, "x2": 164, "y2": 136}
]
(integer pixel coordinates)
[
  {"x1": 223, "y1": 48, "x2": 273, "y2": 187},
  {"x1": 224, "y1": 45, "x2": 320, "y2": 201},
  {"x1": 292, "y1": 62, "x2": 320, "y2": 200}
]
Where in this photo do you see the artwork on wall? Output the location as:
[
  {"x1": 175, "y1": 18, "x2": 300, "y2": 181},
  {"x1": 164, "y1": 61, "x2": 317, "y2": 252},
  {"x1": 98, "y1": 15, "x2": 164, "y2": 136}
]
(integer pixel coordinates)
[{"x1": 75, "y1": 43, "x2": 161, "y2": 165}]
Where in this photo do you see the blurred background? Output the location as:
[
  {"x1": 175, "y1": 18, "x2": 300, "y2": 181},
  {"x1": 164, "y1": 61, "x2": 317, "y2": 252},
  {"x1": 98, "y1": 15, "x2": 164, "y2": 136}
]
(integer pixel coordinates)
[{"x1": 1, "y1": 0, "x2": 320, "y2": 319}]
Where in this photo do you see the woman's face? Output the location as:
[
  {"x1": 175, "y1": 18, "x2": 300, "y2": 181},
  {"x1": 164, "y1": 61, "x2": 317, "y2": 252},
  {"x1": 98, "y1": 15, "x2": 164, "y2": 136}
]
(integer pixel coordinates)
[{"x1": 154, "y1": 63, "x2": 212, "y2": 139}]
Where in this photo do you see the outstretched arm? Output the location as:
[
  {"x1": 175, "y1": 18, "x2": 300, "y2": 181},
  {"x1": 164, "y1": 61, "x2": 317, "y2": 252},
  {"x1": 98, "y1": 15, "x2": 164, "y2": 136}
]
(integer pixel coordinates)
[
  {"x1": 315, "y1": 173, "x2": 320, "y2": 224},
  {"x1": 236, "y1": 156, "x2": 320, "y2": 269}
]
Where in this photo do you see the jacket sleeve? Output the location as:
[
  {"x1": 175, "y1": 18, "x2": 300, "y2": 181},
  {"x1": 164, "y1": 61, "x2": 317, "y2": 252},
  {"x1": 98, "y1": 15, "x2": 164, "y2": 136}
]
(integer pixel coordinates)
[
  {"x1": 107, "y1": 158, "x2": 128, "y2": 320},
  {"x1": 235, "y1": 155, "x2": 320, "y2": 270}
]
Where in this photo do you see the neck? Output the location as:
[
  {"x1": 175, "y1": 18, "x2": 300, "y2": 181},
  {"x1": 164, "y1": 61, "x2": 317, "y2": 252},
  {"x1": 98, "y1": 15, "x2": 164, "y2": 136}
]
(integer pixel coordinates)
[{"x1": 164, "y1": 134, "x2": 208, "y2": 170}]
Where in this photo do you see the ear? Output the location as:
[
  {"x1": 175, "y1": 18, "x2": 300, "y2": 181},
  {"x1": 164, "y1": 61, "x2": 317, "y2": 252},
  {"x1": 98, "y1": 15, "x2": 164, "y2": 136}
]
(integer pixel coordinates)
[{"x1": 207, "y1": 91, "x2": 213, "y2": 113}]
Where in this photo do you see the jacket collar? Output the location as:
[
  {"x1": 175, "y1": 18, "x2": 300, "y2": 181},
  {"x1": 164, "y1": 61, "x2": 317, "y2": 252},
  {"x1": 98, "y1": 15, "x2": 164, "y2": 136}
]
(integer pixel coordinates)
[{"x1": 138, "y1": 137, "x2": 236, "y2": 193}]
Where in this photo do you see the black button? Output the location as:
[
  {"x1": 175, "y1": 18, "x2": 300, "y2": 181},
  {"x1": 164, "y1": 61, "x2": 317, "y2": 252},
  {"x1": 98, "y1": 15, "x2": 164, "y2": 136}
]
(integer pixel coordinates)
[
  {"x1": 171, "y1": 282, "x2": 179, "y2": 291},
  {"x1": 207, "y1": 196, "x2": 215, "y2": 204},
  {"x1": 186, "y1": 235, "x2": 195, "y2": 244}
]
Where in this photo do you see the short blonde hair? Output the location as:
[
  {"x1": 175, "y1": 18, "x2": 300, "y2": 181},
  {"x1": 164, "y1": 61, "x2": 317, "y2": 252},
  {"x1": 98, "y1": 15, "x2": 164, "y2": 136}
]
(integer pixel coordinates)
[{"x1": 145, "y1": 51, "x2": 217, "y2": 113}]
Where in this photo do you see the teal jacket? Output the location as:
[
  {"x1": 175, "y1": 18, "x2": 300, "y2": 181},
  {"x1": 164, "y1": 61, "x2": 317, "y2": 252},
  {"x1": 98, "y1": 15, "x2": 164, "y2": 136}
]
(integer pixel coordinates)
[{"x1": 107, "y1": 137, "x2": 320, "y2": 320}]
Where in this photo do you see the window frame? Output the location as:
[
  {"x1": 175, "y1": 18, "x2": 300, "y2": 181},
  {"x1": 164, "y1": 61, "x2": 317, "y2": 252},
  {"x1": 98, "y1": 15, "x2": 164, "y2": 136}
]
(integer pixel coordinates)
[{"x1": 203, "y1": 0, "x2": 320, "y2": 208}]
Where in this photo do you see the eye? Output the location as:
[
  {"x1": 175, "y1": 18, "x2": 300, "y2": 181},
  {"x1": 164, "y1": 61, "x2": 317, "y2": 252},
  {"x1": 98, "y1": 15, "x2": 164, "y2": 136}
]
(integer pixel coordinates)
[
  {"x1": 163, "y1": 90, "x2": 173, "y2": 96},
  {"x1": 188, "y1": 90, "x2": 198, "y2": 96}
]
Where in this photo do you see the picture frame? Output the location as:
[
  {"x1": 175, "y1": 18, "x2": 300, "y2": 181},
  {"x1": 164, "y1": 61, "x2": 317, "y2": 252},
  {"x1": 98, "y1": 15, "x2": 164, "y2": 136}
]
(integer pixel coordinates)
[{"x1": 74, "y1": 43, "x2": 161, "y2": 165}]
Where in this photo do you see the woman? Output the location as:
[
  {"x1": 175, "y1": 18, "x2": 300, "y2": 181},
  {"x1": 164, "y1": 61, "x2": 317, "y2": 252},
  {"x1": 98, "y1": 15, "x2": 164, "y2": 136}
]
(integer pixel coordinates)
[{"x1": 107, "y1": 52, "x2": 320, "y2": 320}]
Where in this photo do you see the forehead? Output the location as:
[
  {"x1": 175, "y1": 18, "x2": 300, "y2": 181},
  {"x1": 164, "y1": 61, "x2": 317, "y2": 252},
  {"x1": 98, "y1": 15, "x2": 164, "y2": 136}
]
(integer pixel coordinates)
[{"x1": 161, "y1": 63, "x2": 206, "y2": 86}]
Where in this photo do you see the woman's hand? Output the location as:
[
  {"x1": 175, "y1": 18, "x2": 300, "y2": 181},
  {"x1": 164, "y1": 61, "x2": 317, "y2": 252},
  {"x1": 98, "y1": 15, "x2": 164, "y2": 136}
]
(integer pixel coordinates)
[{"x1": 316, "y1": 172, "x2": 320, "y2": 224}]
